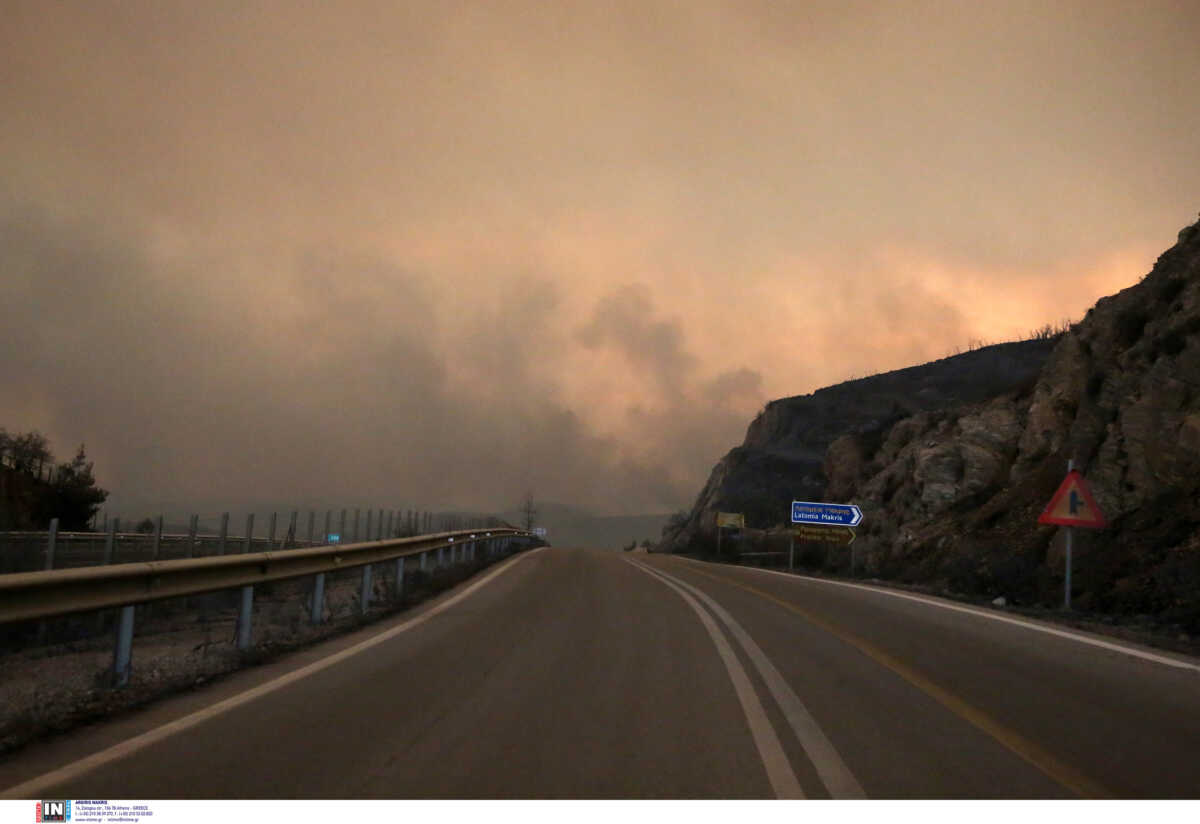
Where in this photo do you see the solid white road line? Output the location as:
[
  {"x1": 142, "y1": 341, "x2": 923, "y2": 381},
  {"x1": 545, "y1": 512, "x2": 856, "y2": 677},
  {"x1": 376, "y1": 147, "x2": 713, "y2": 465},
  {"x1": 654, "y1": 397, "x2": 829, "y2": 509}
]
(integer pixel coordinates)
[
  {"x1": 678, "y1": 556, "x2": 1200, "y2": 675},
  {"x1": 1, "y1": 548, "x2": 548, "y2": 800},
  {"x1": 626, "y1": 561, "x2": 804, "y2": 799},
  {"x1": 643, "y1": 562, "x2": 866, "y2": 799}
]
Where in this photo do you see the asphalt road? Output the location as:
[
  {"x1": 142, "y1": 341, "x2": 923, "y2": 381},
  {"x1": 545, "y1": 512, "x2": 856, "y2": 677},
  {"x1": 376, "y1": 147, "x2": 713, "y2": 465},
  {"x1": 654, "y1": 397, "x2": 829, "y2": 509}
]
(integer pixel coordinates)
[{"x1": 2, "y1": 547, "x2": 1198, "y2": 798}]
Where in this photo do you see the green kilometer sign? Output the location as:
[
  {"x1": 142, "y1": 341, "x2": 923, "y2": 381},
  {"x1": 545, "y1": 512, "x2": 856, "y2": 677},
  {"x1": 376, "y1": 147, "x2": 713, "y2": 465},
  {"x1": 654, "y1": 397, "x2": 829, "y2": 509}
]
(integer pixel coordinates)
[{"x1": 792, "y1": 524, "x2": 856, "y2": 546}]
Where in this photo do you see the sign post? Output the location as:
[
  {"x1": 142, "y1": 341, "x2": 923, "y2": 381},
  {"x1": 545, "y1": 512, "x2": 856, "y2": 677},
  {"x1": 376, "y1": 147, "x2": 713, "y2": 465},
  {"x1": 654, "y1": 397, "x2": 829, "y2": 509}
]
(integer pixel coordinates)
[
  {"x1": 716, "y1": 512, "x2": 744, "y2": 558},
  {"x1": 791, "y1": 501, "x2": 862, "y2": 575},
  {"x1": 1037, "y1": 459, "x2": 1107, "y2": 609}
]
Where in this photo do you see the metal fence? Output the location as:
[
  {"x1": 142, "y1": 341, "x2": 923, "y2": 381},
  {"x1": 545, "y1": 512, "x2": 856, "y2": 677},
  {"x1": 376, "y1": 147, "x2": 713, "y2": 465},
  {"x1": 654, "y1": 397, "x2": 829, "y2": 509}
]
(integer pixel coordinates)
[{"x1": 0, "y1": 507, "x2": 507, "y2": 575}]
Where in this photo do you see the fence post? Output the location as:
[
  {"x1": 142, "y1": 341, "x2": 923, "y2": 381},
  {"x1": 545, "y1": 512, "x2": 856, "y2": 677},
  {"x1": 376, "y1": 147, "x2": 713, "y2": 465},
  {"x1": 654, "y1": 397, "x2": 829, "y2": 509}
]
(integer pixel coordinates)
[
  {"x1": 96, "y1": 520, "x2": 119, "y2": 634},
  {"x1": 187, "y1": 514, "x2": 198, "y2": 558},
  {"x1": 218, "y1": 512, "x2": 229, "y2": 555},
  {"x1": 236, "y1": 585, "x2": 254, "y2": 649},
  {"x1": 311, "y1": 573, "x2": 326, "y2": 624},
  {"x1": 340, "y1": 509, "x2": 347, "y2": 543},
  {"x1": 394, "y1": 555, "x2": 404, "y2": 598},
  {"x1": 152, "y1": 515, "x2": 163, "y2": 560},
  {"x1": 376, "y1": 509, "x2": 383, "y2": 541},
  {"x1": 361, "y1": 564, "x2": 372, "y2": 614},
  {"x1": 244, "y1": 514, "x2": 254, "y2": 554},
  {"x1": 387, "y1": 510, "x2": 394, "y2": 539},
  {"x1": 268, "y1": 512, "x2": 277, "y2": 550},
  {"x1": 112, "y1": 604, "x2": 135, "y2": 687},
  {"x1": 288, "y1": 511, "x2": 297, "y2": 549},
  {"x1": 103, "y1": 519, "x2": 116, "y2": 565},
  {"x1": 420, "y1": 551, "x2": 427, "y2": 572},
  {"x1": 324, "y1": 510, "x2": 331, "y2": 544},
  {"x1": 46, "y1": 517, "x2": 58, "y2": 570},
  {"x1": 307, "y1": 511, "x2": 315, "y2": 546},
  {"x1": 789, "y1": 532, "x2": 794, "y2": 572}
]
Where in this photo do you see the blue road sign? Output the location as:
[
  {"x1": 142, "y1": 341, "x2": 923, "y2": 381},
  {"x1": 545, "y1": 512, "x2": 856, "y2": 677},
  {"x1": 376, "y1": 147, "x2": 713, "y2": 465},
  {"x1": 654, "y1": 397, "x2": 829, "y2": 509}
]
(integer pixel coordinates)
[
  {"x1": 328, "y1": 533, "x2": 341, "y2": 544},
  {"x1": 791, "y1": 501, "x2": 863, "y2": 527}
]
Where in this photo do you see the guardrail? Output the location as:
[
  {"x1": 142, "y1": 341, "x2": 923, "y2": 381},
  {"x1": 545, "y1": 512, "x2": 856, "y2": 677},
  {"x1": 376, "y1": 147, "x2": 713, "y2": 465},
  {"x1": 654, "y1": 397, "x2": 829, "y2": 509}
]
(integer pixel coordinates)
[{"x1": 0, "y1": 527, "x2": 537, "y2": 686}]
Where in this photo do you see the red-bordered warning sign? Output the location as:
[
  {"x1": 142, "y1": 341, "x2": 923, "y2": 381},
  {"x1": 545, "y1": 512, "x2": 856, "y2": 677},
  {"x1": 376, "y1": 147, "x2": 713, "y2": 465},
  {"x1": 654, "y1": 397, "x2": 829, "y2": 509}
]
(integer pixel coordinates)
[{"x1": 1037, "y1": 469, "x2": 1107, "y2": 528}]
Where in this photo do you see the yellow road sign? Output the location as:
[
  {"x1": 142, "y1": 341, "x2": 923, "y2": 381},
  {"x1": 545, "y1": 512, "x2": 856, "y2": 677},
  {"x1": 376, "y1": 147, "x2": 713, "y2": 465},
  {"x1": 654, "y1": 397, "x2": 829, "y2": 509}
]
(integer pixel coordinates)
[
  {"x1": 792, "y1": 524, "x2": 856, "y2": 546},
  {"x1": 716, "y1": 512, "x2": 745, "y2": 528}
]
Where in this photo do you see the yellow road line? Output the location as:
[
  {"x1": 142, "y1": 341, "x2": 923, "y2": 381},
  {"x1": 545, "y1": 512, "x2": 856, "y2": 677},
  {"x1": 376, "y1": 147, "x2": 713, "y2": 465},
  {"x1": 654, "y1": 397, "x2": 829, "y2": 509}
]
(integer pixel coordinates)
[{"x1": 674, "y1": 562, "x2": 1112, "y2": 799}]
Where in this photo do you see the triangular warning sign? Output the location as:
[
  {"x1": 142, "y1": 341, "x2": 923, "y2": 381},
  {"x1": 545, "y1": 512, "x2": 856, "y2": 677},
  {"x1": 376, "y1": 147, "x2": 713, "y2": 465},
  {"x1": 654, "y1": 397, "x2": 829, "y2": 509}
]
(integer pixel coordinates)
[{"x1": 1037, "y1": 470, "x2": 1107, "y2": 528}]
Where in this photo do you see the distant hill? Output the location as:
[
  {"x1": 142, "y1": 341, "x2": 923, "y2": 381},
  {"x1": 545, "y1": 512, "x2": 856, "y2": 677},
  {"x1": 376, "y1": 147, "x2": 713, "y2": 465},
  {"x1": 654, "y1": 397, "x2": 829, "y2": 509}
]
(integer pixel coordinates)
[
  {"x1": 661, "y1": 215, "x2": 1200, "y2": 634},
  {"x1": 502, "y1": 502, "x2": 669, "y2": 549}
]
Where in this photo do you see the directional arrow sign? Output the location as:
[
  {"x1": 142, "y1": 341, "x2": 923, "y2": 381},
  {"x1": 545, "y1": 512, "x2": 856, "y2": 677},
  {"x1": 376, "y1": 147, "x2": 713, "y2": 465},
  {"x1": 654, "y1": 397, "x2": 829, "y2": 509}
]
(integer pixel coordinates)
[
  {"x1": 792, "y1": 524, "x2": 856, "y2": 546},
  {"x1": 1038, "y1": 470, "x2": 1107, "y2": 528},
  {"x1": 791, "y1": 501, "x2": 863, "y2": 527}
]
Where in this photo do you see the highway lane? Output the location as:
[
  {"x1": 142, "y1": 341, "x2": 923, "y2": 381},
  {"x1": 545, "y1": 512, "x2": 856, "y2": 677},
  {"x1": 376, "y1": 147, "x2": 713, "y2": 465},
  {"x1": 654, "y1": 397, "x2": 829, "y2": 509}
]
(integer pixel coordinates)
[
  {"x1": 1, "y1": 548, "x2": 772, "y2": 799},
  {"x1": 639, "y1": 554, "x2": 1200, "y2": 798},
  {"x1": 2, "y1": 546, "x2": 1198, "y2": 798}
]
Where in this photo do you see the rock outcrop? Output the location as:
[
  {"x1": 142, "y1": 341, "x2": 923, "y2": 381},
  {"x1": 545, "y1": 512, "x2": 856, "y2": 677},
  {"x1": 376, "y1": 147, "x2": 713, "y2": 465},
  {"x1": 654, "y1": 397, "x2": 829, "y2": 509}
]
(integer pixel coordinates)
[{"x1": 661, "y1": 215, "x2": 1200, "y2": 632}]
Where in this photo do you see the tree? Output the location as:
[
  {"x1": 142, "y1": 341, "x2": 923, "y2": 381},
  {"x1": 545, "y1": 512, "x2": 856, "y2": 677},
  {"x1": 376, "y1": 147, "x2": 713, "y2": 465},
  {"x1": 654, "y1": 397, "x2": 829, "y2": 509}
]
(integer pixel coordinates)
[
  {"x1": 48, "y1": 445, "x2": 109, "y2": 530},
  {"x1": 520, "y1": 491, "x2": 537, "y2": 531},
  {"x1": 136, "y1": 518, "x2": 155, "y2": 534},
  {"x1": 6, "y1": 430, "x2": 52, "y2": 475}
]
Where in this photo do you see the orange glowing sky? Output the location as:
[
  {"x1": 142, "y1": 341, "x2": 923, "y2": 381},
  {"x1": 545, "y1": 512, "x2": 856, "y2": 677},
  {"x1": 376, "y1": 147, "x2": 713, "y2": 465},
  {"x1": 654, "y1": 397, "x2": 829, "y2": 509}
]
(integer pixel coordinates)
[{"x1": 2, "y1": 1, "x2": 1198, "y2": 517}]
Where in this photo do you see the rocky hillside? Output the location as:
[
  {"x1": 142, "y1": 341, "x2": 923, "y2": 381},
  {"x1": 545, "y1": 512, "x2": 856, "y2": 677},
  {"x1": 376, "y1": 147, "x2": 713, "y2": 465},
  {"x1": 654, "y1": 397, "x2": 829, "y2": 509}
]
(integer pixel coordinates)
[{"x1": 661, "y1": 215, "x2": 1200, "y2": 632}]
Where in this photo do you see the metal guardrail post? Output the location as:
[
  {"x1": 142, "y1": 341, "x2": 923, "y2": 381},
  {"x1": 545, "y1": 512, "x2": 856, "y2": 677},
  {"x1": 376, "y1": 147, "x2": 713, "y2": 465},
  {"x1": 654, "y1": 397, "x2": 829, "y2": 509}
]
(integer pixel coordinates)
[
  {"x1": 311, "y1": 573, "x2": 325, "y2": 624},
  {"x1": 394, "y1": 556, "x2": 404, "y2": 597},
  {"x1": 112, "y1": 604, "x2": 135, "y2": 687},
  {"x1": 420, "y1": 550, "x2": 427, "y2": 572},
  {"x1": 436, "y1": 546, "x2": 444, "y2": 567},
  {"x1": 45, "y1": 518, "x2": 58, "y2": 570},
  {"x1": 237, "y1": 585, "x2": 254, "y2": 649},
  {"x1": 360, "y1": 564, "x2": 372, "y2": 614},
  {"x1": 218, "y1": 512, "x2": 229, "y2": 555}
]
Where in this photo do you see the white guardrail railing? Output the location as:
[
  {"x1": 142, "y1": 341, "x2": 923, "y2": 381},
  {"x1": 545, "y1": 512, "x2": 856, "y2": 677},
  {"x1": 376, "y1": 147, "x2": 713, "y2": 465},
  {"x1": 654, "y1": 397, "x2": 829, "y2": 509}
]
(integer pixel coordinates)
[{"x1": 0, "y1": 527, "x2": 538, "y2": 686}]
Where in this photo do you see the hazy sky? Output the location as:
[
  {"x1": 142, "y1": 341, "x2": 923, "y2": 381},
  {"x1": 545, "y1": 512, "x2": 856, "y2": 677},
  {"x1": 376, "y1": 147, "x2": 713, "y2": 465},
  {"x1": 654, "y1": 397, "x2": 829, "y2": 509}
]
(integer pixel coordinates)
[{"x1": 3, "y1": 1, "x2": 1198, "y2": 518}]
